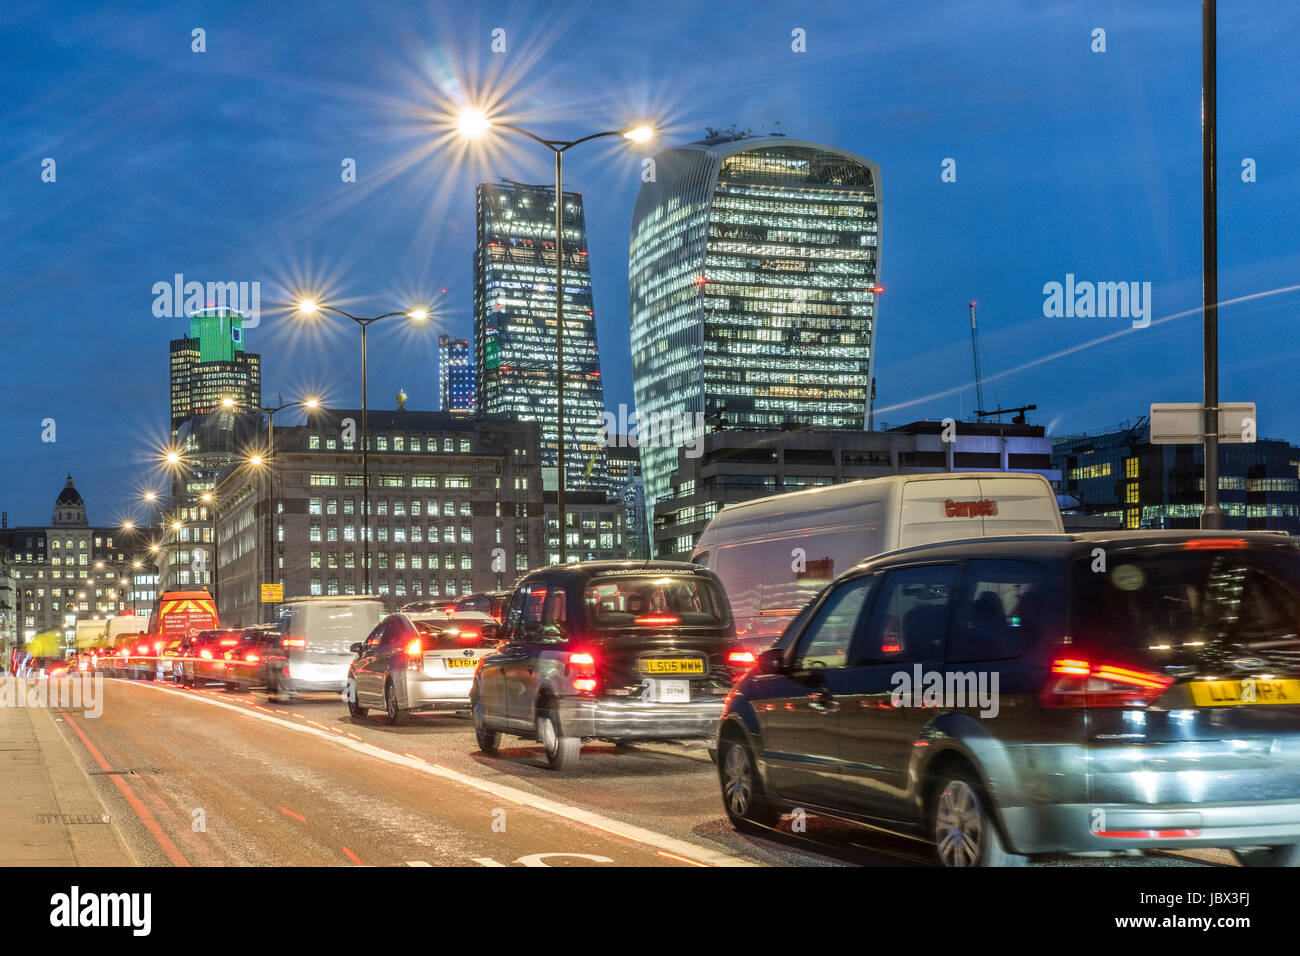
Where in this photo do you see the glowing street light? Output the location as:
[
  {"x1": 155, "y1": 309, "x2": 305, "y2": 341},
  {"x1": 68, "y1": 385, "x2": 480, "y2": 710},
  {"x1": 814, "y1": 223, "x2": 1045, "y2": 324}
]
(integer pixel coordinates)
[
  {"x1": 293, "y1": 299, "x2": 434, "y2": 592},
  {"x1": 453, "y1": 111, "x2": 657, "y2": 559}
]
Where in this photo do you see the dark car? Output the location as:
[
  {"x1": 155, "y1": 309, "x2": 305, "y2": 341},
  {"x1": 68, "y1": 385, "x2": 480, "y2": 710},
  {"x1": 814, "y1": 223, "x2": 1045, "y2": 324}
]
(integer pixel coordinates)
[
  {"x1": 472, "y1": 561, "x2": 756, "y2": 770},
  {"x1": 717, "y1": 531, "x2": 1300, "y2": 867},
  {"x1": 455, "y1": 590, "x2": 512, "y2": 624},
  {"x1": 218, "y1": 625, "x2": 280, "y2": 690},
  {"x1": 179, "y1": 629, "x2": 245, "y2": 687}
]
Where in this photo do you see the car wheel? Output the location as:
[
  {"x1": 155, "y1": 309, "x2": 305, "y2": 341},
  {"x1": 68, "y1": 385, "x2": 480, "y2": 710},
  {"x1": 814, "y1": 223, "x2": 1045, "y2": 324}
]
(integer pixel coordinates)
[
  {"x1": 719, "y1": 735, "x2": 780, "y2": 831},
  {"x1": 931, "y1": 772, "x2": 1026, "y2": 867},
  {"x1": 472, "y1": 697, "x2": 501, "y2": 755},
  {"x1": 535, "y1": 704, "x2": 579, "y2": 771},
  {"x1": 385, "y1": 681, "x2": 410, "y2": 726},
  {"x1": 346, "y1": 679, "x2": 368, "y2": 719},
  {"x1": 1232, "y1": 843, "x2": 1300, "y2": 867}
]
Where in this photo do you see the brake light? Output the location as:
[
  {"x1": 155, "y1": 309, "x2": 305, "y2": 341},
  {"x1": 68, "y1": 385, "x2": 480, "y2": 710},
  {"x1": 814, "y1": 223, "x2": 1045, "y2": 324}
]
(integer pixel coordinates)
[
  {"x1": 567, "y1": 650, "x2": 599, "y2": 694},
  {"x1": 283, "y1": 638, "x2": 306, "y2": 648},
  {"x1": 245, "y1": 653, "x2": 260, "y2": 663},
  {"x1": 200, "y1": 649, "x2": 213, "y2": 660},
  {"x1": 728, "y1": 650, "x2": 756, "y2": 666},
  {"x1": 406, "y1": 637, "x2": 424, "y2": 671},
  {"x1": 154, "y1": 641, "x2": 164, "y2": 652},
  {"x1": 136, "y1": 644, "x2": 149, "y2": 655},
  {"x1": 219, "y1": 639, "x2": 238, "y2": 646},
  {"x1": 635, "y1": 615, "x2": 679, "y2": 626},
  {"x1": 458, "y1": 629, "x2": 479, "y2": 640},
  {"x1": 1041, "y1": 657, "x2": 1173, "y2": 708},
  {"x1": 1182, "y1": 537, "x2": 1248, "y2": 550}
]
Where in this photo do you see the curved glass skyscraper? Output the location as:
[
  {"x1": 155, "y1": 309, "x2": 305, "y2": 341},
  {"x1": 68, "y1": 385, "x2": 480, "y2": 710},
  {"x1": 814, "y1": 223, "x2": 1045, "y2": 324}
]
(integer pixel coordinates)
[{"x1": 628, "y1": 133, "x2": 881, "y2": 527}]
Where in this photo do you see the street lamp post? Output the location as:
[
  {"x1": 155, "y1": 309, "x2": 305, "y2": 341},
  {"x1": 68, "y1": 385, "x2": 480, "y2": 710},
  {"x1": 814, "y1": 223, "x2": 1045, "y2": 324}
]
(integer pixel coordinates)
[
  {"x1": 296, "y1": 302, "x2": 427, "y2": 593},
  {"x1": 456, "y1": 113, "x2": 653, "y2": 563}
]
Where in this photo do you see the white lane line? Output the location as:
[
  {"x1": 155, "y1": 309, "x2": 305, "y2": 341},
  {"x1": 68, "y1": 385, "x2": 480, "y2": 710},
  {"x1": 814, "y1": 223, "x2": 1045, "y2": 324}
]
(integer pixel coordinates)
[{"x1": 128, "y1": 681, "x2": 758, "y2": 868}]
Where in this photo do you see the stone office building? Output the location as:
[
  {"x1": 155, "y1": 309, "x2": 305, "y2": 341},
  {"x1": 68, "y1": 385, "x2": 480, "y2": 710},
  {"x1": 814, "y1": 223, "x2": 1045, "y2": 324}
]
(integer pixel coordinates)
[{"x1": 212, "y1": 406, "x2": 545, "y2": 626}]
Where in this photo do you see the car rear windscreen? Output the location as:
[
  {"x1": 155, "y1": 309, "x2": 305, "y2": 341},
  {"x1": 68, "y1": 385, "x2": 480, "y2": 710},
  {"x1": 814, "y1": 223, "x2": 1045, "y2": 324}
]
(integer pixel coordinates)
[
  {"x1": 585, "y1": 574, "x2": 728, "y2": 629},
  {"x1": 1071, "y1": 546, "x2": 1300, "y2": 673}
]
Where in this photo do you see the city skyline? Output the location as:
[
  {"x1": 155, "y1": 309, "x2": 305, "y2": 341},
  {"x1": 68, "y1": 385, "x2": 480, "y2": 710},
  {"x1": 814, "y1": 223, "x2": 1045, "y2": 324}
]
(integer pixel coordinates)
[{"x1": 4, "y1": 2, "x2": 1300, "y2": 524}]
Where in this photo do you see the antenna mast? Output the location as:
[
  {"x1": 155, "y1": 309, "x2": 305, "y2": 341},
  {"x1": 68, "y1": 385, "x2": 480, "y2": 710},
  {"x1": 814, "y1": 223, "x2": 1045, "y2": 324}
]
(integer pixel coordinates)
[{"x1": 969, "y1": 300, "x2": 985, "y2": 417}]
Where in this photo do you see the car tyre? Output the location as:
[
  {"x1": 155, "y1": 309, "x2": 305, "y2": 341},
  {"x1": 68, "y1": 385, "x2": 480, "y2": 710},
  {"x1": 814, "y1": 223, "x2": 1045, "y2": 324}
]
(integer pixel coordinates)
[
  {"x1": 719, "y1": 735, "x2": 780, "y2": 831},
  {"x1": 472, "y1": 697, "x2": 501, "y2": 755},
  {"x1": 1232, "y1": 843, "x2": 1300, "y2": 867},
  {"x1": 346, "y1": 679, "x2": 368, "y2": 719},
  {"x1": 385, "y1": 681, "x2": 410, "y2": 726},
  {"x1": 931, "y1": 771, "x2": 1026, "y2": 867},
  {"x1": 536, "y1": 704, "x2": 579, "y2": 771}
]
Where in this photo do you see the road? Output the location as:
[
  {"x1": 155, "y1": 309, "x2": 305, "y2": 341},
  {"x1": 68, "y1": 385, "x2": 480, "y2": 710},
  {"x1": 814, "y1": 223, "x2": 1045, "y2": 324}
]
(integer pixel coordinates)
[{"x1": 37, "y1": 676, "x2": 1237, "y2": 868}]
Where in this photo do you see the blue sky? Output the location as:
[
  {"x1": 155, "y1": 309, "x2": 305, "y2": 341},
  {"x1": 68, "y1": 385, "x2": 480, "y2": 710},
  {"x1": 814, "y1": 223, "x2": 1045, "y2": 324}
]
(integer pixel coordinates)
[{"x1": 2, "y1": 0, "x2": 1298, "y2": 524}]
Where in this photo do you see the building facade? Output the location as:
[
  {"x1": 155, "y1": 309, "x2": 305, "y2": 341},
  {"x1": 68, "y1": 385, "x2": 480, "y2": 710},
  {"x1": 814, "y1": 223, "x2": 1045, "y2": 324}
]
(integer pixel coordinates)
[
  {"x1": 474, "y1": 180, "x2": 609, "y2": 494},
  {"x1": 212, "y1": 408, "x2": 545, "y2": 626},
  {"x1": 1052, "y1": 419, "x2": 1300, "y2": 532},
  {"x1": 604, "y1": 442, "x2": 650, "y2": 560},
  {"x1": 652, "y1": 421, "x2": 1059, "y2": 559},
  {"x1": 0, "y1": 476, "x2": 158, "y2": 650},
  {"x1": 169, "y1": 308, "x2": 262, "y2": 436},
  {"x1": 438, "y1": 335, "x2": 475, "y2": 414},
  {"x1": 629, "y1": 132, "x2": 882, "y2": 530}
]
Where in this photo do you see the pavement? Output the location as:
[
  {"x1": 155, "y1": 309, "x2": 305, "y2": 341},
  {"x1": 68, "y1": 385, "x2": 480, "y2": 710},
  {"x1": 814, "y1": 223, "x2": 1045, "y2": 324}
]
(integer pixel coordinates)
[{"x1": 0, "y1": 677, "x2": 134, "y2": 866}]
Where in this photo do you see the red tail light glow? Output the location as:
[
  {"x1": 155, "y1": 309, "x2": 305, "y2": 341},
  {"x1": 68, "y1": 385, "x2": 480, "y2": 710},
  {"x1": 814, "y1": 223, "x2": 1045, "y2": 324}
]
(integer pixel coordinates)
[
  {"x1": 283, "y1": 638, "x2": 306, "y2": 648},
  {"x1": 1182, "y1": 537, "x2": 1248, "y2": 550},
  {"x1": 567, "y1": 650, "x2": 598, "y2": 694},
  {"x1": 200, "y1": 649, "x2": 213, "y2": 660},
  {"x1": 219, "y1": 639, "x2": 238, "y2": 646},
  {"x1": 728, "y1": 650, "x2": 756, "y2": 666},
  {"x1": 244, "y1": 653, "x2": 260, "y2": 663},
  {"x1": 1041, "y1": 657, "x2": 1173, "y2": 708},
  {"x1": 635, "y1": 615, "x2": 679, "y2": 626},
  {"x1": 136, "y1": 644, "x2": 149, "y2": 655},
  {"x1": 406, "y1": 637, "x2": 424, "y2": 671}
]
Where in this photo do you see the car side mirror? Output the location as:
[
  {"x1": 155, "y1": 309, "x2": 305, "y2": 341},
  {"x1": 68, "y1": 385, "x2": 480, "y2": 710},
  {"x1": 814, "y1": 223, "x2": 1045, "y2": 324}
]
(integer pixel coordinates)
[
  {"x1": 757, "y1": 648, "x2": 788, "y2": 675},
  {"x1": 349, "y1": 643, "x2": 363, "y2": 655}
]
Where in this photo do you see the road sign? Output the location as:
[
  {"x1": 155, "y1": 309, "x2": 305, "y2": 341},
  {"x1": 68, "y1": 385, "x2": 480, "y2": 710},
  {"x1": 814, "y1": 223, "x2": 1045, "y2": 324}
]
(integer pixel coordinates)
[
  {"x1": 1149, "y1": 402, "x2": 1256, "y2": 444},
  {"x1": 261, "y1": 583, "x2": 283, "y2": 603}
]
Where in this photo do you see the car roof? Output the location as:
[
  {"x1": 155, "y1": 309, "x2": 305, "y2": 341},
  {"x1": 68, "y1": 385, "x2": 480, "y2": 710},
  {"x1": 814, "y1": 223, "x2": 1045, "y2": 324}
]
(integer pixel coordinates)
[
  {"x1": 849, "y1": 529, "x2": 1297, "y2": 575},
  {"x1": 521, "y1": 559, "x2": 709, "y2": 580}
]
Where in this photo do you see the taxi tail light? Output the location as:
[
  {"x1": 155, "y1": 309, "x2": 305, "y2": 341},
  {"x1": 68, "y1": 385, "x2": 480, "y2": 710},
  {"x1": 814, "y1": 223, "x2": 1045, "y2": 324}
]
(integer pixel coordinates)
[
  {"x1": 727, "y1": 649, "x2": 757, "y2": 679},
  {"x1": 1040, "y1": 657, "x2": 1173, "y2": 709},
  {"x1": 635, "y1": 615, "x2": 679, "y2": 626},
  {"x1": 406, "y1": 637, "x2": 424, "y2": 671},
  {"x1": 219, "y1": 638, "x2": 238, "y2": 646},
  {"x1": 567, "y1": 650, "x2": 599, "y2": 694}
]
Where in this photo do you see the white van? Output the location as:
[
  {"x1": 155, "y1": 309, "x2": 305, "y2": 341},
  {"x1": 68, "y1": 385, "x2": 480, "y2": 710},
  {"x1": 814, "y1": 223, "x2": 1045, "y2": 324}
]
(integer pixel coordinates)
[
  {"x1": 690, "y1": 472, "x2": 1063, "y2": 647},
  {"x1": 270, "y1": 596, "x2": 386, "y2": 699}
]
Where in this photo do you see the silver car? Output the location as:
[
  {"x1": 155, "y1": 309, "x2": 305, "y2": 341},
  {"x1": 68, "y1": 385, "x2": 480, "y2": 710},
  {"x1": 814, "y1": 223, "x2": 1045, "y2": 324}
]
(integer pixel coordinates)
[{"x1": 346, "y1": 611, "x2": 499, "y2": 725}]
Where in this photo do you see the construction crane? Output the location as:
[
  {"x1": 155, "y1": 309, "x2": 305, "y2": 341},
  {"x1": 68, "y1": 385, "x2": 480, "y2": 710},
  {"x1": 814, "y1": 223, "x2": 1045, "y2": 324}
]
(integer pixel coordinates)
[
  {"x1": 976, "y1": 404, "x2": 1038, "y2": 425},
  {"x1": 969, "y1": 300, "x2": 985, "y2": 417}
]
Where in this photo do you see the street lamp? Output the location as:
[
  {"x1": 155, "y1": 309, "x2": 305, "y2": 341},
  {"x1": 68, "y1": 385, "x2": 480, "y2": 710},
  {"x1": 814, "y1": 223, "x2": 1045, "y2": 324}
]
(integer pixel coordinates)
[
  {"x1": 456, "y1": 111, "x2": 655, "y2": 561},
  {"x1": 296, "y1": 300, "x2": 430, "y2": 592}
]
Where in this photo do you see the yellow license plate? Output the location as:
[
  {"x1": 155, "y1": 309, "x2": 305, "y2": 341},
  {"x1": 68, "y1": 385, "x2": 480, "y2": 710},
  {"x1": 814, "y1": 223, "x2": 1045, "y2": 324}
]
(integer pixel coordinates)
[
  {"x1": 443, "y1": 657, "x2": 478, "y2": 669},
  {"x1": 640, "y1": 658, "x2": 704, "y2": 675},
  {"x1": 1189, "y1": 678, "x2": 1300, "y2": 706}
]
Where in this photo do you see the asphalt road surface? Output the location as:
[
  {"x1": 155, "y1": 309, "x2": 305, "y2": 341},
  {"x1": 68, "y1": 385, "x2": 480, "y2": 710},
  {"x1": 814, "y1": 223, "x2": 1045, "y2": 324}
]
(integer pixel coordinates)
[{"x1": 44, "y1": 677, "x2": 1238, "y2": 868}]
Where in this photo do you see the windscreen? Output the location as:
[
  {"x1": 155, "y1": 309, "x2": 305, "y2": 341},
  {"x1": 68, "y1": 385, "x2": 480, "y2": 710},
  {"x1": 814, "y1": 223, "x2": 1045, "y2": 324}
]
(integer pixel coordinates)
[
  {"x1": 585, "y1": 574, "x2": 728, "y2": 629},
  {"x1": 1071, "y1": 547, "x2": 1300, "y2": 674}
]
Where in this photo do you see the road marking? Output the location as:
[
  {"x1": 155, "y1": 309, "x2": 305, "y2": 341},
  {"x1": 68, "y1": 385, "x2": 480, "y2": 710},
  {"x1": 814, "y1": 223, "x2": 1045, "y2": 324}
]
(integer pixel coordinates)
[
  {"x1": 406, "y1": 861, "x2": 432, "y2": 867},
  {"x1": 59, "y1": 710, "x2": 191, "y2": 867},
  {"x1": 342, "y1": 846, "x2": 362, "y2": 865},
  {"x1": 132, "y1": 681, "x2": 756, "y2": 867},
  {"x1": 281, "y1": 807, "x2": 307, "y2": 823}
]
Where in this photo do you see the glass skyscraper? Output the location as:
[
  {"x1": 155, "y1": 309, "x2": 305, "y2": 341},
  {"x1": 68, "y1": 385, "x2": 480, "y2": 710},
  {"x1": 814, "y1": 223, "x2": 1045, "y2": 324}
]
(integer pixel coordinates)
[
  {"x1": 169, "y1": 308, "x2": 261, "y2": 435},
  {"x1": 628, "y1": 133, "x2": 881, "y2": 525},
  {"x1": 438, "y1": 334, "x2": 475, "y2": 414},
  {"x1": 474, "y1": 180, "x2": 608, "y2": 492}
]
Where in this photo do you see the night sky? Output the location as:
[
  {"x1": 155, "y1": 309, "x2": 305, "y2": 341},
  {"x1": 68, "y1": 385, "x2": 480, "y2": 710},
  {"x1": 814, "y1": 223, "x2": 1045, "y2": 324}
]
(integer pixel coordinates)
[{"x1": 3, "y1": 0, "x2": 1297, "y2": 526}]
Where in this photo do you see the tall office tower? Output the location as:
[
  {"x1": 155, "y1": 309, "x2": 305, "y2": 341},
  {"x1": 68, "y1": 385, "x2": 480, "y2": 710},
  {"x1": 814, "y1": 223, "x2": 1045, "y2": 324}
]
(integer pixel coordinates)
[
  {"x1": 169, "y1": 308, "x2": 262, "y2": 435},
  {"x1": 438, "y1": 335, "x2": 476, "y2": 414},
  {"x1": 474, "y1": 180, "x2": 609, "y2": 493},
  {"x1": 628, "y1": 132, "x2": 881, "y2": 526}
]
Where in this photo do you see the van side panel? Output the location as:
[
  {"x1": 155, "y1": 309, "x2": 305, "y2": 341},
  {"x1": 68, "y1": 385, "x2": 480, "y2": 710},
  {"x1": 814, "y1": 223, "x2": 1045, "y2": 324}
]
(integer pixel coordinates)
[
  {"x1": 711, "y1": 540, "x2": 767, "y2": 642},
  {"x1": 978, "y1": 476, "x2": 1065, "y2": 535},
  {"x1": 897, "y1": 477, "x2": 987, "y2": 549}
]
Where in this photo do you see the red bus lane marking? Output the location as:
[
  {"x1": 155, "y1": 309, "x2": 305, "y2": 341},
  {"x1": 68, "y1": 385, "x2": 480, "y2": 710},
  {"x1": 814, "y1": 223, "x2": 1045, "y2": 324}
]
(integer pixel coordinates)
[
  {"x1": 281, "y1": 807, "x2": 307, "y2": 823},
  {"x1": 59, "y1": 710, "x2": 191, "y2": 867},
  {"x1": 342, "y1": 846, "x2": 363, "y2": 866}
]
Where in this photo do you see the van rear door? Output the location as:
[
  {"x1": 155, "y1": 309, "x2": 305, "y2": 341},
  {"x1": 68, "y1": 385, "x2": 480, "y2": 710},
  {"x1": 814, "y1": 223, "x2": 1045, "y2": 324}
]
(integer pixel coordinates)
[
  {"x1": 898, "y1": 477, "x2": 987, "y2": 549},
  {"x1": 977, "y1": 476, "x2": 1062, "y2": 535}
]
